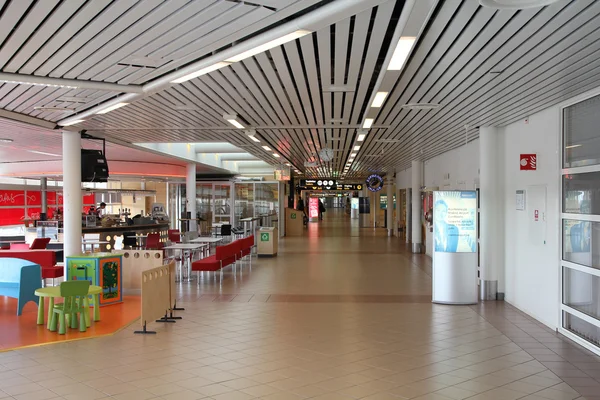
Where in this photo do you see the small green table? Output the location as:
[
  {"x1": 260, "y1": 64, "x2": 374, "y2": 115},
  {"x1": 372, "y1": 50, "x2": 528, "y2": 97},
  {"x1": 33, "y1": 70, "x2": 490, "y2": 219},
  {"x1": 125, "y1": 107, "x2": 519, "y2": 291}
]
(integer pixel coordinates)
[{"x1": 35, "y1": 286, "x2": 102, "y2": 330}]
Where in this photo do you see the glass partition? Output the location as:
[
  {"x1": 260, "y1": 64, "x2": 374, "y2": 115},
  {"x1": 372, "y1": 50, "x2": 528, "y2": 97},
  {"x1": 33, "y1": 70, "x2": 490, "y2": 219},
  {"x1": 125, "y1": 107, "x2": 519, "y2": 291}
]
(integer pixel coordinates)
[
  {"x1": 214, "y1": 184, "x2": 231, "y2": 224},
  {"x1": 234, "y1": 183, "x2": 254, "y2": 227}
]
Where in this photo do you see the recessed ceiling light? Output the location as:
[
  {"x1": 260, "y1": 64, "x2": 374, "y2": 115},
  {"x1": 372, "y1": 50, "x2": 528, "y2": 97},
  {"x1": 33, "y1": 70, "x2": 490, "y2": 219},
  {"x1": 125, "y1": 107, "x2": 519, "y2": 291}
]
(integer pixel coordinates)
[
  {"x1": 353, "y1": 145, "x2": 360, "y2": 151},
  {"x1": 357, "y1": 134, "x2": 366, "y2": 142},
  {"x1": 388, "y1": 37, "x2": 416, "y2": 71},
  {"x1": 262, "y1": 146, "x2": 271, "y2": 151},
  {"x1": 285, "y1": 163, "x2": 291, "y2": 166},
  {"x1": 249, "y1": 135, "x2": 260, "y2": 142},
  {"x1": 273, "y1": 154, "x2": 280, "y2": 158},
  {"x1": 61, "y1": 119, "x2": 85, "y2": 126},
  {"x1": 363, "y1": 119, "x2": 374, "y2": 129},
  {"x1": 34, "y1": 106, "x2": 74, "y2": 112},
  {"x1": 29, "y1": 150, "x2": 61, "y2": 157},
  {"x1": 401, "y1": 103, "x2": 440, "y2": 110},
  {"x1": 96, "y1": 102, "x2": 128, "y2": 114},
  {"x1": 371, "y1": 92, "x2": 388, "y2": 108},
  {"x1": 0, "y1": 79, "x2": 77, "y2": 89},
  {"x1": 479, "y1": 0, "x2": 560, "y2": 9},
  {"x1": 223, "y1": 114, "x2": 245, "y2": 129},
  {"x1": 171, "y1": 62, "x2": 231, "y2": 83},
  {"x1": 225, "y1": 30, "x2": 311, "y2": 63},
  {"x1": 351, "y1": 153, "x2": 357, "y2": 157},
  {"x1": 0, "y1": 138, "x2": 13, "y2": 143},
  {"x1": 566, "y1": 144, "x2": 582, "y2": 149}
]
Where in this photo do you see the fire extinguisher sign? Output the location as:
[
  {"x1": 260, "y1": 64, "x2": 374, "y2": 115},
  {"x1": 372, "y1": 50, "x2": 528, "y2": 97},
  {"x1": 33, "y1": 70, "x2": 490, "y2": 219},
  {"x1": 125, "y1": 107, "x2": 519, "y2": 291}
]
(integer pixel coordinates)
[
  {"x1": 534, "y1": 210, "x2": 539, "y2": 221},
  {"x1": 520, "y1": 154, "x2": 537, "y2": 170}
]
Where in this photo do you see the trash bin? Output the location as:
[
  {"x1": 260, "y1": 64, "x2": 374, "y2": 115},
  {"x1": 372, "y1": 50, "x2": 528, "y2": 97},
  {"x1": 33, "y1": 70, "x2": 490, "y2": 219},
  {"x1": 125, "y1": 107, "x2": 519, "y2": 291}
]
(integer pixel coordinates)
[{"x1": 257, "y1": 227, "x2": 278, "y2": 257}]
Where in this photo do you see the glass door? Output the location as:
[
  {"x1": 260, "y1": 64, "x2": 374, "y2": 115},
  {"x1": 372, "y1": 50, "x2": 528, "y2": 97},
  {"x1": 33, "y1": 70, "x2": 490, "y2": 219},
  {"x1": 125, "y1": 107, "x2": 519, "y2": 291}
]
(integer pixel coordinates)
[{"x1": 213, "y1": 183, "x2": 232, "y2": 224}]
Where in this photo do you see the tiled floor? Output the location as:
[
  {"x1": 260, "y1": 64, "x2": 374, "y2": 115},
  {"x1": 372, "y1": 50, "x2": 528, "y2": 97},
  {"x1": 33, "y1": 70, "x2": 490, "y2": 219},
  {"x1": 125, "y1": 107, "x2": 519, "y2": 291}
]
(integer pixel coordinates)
[{"x1": 1, "y1": 209, "x2": 600, "y2": 399}]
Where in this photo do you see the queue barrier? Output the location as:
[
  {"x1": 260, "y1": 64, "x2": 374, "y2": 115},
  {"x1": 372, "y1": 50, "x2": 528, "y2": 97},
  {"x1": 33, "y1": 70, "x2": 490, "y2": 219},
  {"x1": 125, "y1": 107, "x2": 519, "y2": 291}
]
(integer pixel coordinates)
[{"x1": 134, "y1": 261, "x2": 176, "y2": 334}]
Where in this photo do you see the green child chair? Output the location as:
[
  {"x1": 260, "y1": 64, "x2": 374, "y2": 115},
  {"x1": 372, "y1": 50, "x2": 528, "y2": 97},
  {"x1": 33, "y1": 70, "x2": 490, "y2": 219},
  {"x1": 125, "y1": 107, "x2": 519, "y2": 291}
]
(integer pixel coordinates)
[{"x1": 49, "y1": 280, "x2": 91, "y2": 334}]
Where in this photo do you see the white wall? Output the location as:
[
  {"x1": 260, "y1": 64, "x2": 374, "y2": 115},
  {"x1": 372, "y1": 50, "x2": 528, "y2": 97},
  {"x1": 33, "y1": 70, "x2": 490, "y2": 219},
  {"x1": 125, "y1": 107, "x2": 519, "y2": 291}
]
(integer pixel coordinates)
[
  {"x1": 397, "y1": 141, "x2": 480, "y2": 190},
  {"x1": 500, "y1": 107, "x2": 560, "y2": 329}
]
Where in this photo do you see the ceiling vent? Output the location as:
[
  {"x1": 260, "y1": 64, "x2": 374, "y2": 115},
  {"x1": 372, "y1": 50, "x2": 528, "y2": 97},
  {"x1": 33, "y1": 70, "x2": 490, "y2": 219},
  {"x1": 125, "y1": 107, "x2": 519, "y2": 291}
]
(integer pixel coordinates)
[
  {"x1": 34, "y1": 106, "x2": 74, "y2": 112},
  {"x1": 57, "y1": 96, "x2": 91, "y2": 103},
  {"x1": 479, "y1": 0, "x2": 560, "y2": 9},
  {"x1": 401, "y1": 103, "x2": 440, "y2": 110},
  {"x1": 323, "y1": 85, "x2": 355, "y2": 93}
]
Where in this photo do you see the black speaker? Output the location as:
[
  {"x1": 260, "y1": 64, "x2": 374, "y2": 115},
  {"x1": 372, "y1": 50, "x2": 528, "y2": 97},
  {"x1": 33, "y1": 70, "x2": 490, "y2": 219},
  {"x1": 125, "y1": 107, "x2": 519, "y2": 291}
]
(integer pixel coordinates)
[{"x1": 81, "y1": 149, "x2": 109, "y2": 182}]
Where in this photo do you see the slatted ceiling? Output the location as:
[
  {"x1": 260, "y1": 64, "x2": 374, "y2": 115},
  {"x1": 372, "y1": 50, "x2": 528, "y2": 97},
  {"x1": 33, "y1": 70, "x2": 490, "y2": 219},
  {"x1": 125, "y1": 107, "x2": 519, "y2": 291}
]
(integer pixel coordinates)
[{"x1": 383, "y1": 0, "x2": 597, "y2": 169}]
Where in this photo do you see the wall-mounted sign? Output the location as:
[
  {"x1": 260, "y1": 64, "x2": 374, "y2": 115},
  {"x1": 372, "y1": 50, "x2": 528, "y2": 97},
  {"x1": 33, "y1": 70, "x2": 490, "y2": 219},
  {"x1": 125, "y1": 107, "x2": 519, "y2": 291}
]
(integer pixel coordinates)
[
  {"x1": 366, "y1": 174, "x2": 384, "y2": 192},
  {"x1": 520, "y1": 154, "x2": 537, "y2": 170},
  {"x1": 308, "y1": 198, "x2": 319, "y2": 219},
  {"x1": 274, "y1": 165, "x2": 291, "y2": 181}
]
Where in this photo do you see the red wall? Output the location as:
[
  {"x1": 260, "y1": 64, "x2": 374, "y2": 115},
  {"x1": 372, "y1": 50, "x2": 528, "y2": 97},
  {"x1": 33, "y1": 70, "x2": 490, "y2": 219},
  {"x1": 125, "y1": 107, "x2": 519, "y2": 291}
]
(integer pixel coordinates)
[{"x1": 0, "y1": 189, "x2": 96, "y2": 226}]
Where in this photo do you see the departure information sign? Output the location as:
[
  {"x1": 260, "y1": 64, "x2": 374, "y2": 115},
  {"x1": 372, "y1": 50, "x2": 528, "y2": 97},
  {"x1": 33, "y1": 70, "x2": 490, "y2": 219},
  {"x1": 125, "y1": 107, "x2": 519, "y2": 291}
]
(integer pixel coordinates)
[{"x1": 298, "y1": 179, "x2": 363, "y2": 191}]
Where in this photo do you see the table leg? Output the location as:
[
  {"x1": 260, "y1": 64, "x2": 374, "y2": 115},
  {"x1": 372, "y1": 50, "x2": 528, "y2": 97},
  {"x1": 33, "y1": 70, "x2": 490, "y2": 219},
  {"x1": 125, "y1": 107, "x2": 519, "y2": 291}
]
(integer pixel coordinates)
[
  {"x1": 93, "y1": 294, "x2": 100, "y2": 322},
  {"x1": 36, "y1": 297, "x2": 44, "y2": 325},
  {"x1": 46, "y1": 297, "x2": 54, "y2": 330},
  {"x1": 83, "y1": 296, "x2": 91, "y2": 327}
]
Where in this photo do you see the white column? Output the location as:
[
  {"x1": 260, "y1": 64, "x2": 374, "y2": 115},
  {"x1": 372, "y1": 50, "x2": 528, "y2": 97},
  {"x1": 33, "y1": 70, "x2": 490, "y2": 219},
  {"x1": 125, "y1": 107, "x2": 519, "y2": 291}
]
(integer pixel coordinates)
[
  {"x1": 186, "y1": 163, "x2": 197, "y2": 232},
  {"x1": 411, "y1": 160, "x2": 422, "y2": 253},
  {"x1": 386, "y1": 181, "x2": 394, "y2": 236},
  {"x1": 479, "y1": 127, "x2": 500, "y2": 300},
  {"x1": 62, "y1": 130, "x2": 82, "y2": 259},
  {"x1": 405, "y1": 188, "x2": 411, "y2": 243},
  {"x1": 40, "y1": 177, "x2": 48, "y2": 218},
  {"x1": 278, "y1": 181, "x2": 285, "y2": 237}
]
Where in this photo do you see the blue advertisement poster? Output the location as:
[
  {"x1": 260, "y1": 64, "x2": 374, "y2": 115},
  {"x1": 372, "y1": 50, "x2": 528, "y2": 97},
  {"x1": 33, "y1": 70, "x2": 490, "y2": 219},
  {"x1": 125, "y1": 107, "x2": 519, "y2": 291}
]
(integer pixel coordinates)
[{"x1": 433, "y1": 191, "x2": 477, "y2": 253}]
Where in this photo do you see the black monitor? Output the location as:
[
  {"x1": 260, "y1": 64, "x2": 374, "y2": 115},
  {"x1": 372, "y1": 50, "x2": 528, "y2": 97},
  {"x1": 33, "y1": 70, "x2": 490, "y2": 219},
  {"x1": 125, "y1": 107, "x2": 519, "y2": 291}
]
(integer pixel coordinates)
[{"x1": 81, "y1": 149, "x2": 109, "y2": 182}]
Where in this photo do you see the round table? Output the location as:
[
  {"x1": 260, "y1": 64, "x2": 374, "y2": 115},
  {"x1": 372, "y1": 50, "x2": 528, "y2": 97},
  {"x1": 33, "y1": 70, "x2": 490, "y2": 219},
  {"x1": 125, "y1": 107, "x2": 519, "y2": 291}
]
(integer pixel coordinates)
[{"x1": 35, "y1": 285, "x2": 102, "y2": 330}]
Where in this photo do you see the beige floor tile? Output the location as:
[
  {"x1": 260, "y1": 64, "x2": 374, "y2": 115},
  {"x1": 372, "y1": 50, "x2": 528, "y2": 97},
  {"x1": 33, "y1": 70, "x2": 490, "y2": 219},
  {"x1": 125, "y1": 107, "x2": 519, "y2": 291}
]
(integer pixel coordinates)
[
  {"x1": 240, "y1": 384, "x2": 281, "y2": 397},
  {"x1": 212, "y1": 391, "x2": 256, "y2": 400},
  {"x1": 434, "y1": 386, "x2": 478, "y2": 400},
  {"x1": 12, "y1": 389, "x2": 61, "y2": 400},
  {"x1": 535, "y1": 388, "x2": 581, "y2": 400}
]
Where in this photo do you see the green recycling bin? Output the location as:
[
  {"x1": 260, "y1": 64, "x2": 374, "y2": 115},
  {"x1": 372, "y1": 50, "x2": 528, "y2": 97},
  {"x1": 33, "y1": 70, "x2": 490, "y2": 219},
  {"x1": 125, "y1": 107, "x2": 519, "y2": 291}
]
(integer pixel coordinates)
[{"x1": 257, "y1": 227, "x2": 278, "y2": 257}]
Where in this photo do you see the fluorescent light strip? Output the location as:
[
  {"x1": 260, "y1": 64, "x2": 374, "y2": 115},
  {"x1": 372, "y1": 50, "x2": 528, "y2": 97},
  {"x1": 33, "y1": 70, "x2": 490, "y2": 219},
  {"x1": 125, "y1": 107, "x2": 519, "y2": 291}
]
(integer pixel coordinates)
[
  {"x1": 357, "y1": 134, "x2": 366, "y2": 142},
  {"x1": 96, "y1": 102, "x2": 128, "y2": 114},
  {"x1": 226, "y1": 30, "x2": 312, "y2": 63},
  {"x1": 363, "y1": 119, "x2": 374, "y2": 129},
  {"x1": 0, "y1": 80, "x2": 78, "y2": 89},
  {"x1": 262, "y1": 146, "x2": 271, "y2": 151},
  {"x1": 249, "y1": 135, "x2": 260, "y2": 142},
  {"x1": 171, "y1": 62, "x2": 231, "y2": 84},
  {"x1": 61, "y1": 119, "x2": 85, "y2": 126},
  {"x1": 29, "y1": 150, "x2": 60, "y2": 157},
  {"x1": 354, "y1": 145, "x2": 360, "y2": 151},
  {"x1": 273, "y1": 154, "x2": 280, "y2": 158},
  {"x1": 227, "y1": 119, "x2": 245, "y2": 129},
  {"x1": 566, "y1": 144, "x2": 581, "y2": 149},
  {"x1": 371, "y1": 92, "x2": 388, "y2": 108},
  {"x1": 388, "y1": 37, "x2": 416, "y2": 71},
  {"x1": 350, "y1": 153, "x2": 357, "y2": 157}
]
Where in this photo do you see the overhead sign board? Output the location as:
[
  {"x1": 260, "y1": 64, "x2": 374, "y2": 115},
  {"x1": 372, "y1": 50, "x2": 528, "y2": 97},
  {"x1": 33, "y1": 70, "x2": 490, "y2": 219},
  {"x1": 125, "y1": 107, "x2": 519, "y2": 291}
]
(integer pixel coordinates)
[{"x1": 298, "y1": 179, "x2": 363, "y2": 191}]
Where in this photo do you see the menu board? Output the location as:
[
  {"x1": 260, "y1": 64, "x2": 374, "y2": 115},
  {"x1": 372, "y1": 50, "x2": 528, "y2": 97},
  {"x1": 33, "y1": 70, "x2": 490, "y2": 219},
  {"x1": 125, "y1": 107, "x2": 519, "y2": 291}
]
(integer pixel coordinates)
[{"x1": 433, "y1": 191, "x2": 477, "y2": 253}]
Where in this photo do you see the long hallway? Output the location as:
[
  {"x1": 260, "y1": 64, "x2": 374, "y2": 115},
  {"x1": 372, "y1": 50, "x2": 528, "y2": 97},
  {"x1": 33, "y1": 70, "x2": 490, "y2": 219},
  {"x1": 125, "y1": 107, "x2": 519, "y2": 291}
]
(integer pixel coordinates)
[{"x1": 1, "y1": 211, "x2": 598, "y2": 400}]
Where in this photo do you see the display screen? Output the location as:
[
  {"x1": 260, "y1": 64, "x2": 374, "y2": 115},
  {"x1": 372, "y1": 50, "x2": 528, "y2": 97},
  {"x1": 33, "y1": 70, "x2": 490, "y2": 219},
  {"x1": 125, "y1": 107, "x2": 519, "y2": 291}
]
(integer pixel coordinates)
[
  {"x1": 433, "y1": 191, "x2": 477, "y2": 253},
  {"x1": 309, "y1": 198, "x2": 319, "y2": 219}
]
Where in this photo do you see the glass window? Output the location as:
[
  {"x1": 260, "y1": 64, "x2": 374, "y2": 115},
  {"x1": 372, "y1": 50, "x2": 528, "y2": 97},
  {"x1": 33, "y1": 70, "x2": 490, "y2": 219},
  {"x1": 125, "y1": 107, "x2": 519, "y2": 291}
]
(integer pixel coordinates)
[
  {"x1": 562, "y1": 173, "x2": 600, "y2": 214},
  {"x1": 234, "y1": 183, "x2": 254, "y2": 226},
  {"x1": 562, "y1": 220, "x2": 598, "y2": 268},
  {"x1": 564, "y1": 93, "x2": 600, "y2": 168},
  {"x1": 563, "y1": 311, "x2": 600, "y2": 348},
  {"x1": 563, "y1": 267, "x2": 600, "y2": 321}
]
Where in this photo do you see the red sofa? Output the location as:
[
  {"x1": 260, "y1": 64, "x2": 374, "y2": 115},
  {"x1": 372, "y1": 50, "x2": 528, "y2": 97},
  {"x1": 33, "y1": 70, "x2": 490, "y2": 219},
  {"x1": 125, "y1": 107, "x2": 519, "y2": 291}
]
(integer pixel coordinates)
[{"x1": 0, "y1": 250, "x2": 64, "y2": 281}]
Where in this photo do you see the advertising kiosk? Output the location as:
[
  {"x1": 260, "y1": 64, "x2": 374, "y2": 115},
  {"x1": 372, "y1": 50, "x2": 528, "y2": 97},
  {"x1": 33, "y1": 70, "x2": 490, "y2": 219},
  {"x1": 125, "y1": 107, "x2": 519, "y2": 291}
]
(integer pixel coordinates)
[{"x1": 432, "y1": 191, "x2": 478, "y2": 304}]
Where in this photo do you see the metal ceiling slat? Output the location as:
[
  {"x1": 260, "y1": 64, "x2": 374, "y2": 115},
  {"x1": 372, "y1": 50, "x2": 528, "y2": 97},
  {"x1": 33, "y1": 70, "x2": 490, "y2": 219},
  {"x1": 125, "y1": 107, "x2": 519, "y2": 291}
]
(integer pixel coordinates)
[
  {"x1": 169, "y1": 84, "x2": 226, "y2": 126},
  {"x1": 12, "y1": 87, "x2": 67, "y2": 114},
  {"x1": 4, "y1": 0, "x2": 86, "y2": 73},
  {"x1": 348, "y1": 1, "x2": 394, "y2": 125},
  {"x1": 34, "y1": 0, "x2": 137, "y2": 78},
  {"x1": 152, "y1": 92, "x2": 218, "y2": 127},
  {"x1": 3, "y1": 85, "x2": 46, "y2": 112},
  {"x1": 104, "y1": 66, "x2": 143, "y2": 83},
  {"x1": 0, "y1": 0, "x2": 33, "y2": 48},
  {"x1": 387, "y1": 0, "x2": 597, "y2": 166},
  {"x1": 241, "y1": 57, "x2": 292, "y2": 126},
  {"x1": 282, "y1": 41, "x2": 316, "y2": 126},
  {"x1": 267, "y1": 47, "x2": 308, "y2": 126},
  {"x1": 78, "y1": 0, "x2": 202, "y2": 81},
  {"x1": 366, "y1": 0, "x2": 485, "y2": 160},
  {"x1": 219, "y1": 67, "x2": 277, "y2": 126},
  {"x1": 59, "y1": 0, "x2": 165, "y2": 80},
  {"x1": 208, "y1": 72, "x2": 265, "y2": 126},
  {"x1": 316, "y1": 28, "x2": 332, "y2": 126},
  {"x1": 299, "y1": 34, "x2": 324, "y2": 125},
  {"x1": 228, "y1": 63, "x2": 284, "y2": 126},
  {"x1": 147, "y1": 2, "x2": 242, "y2": 60},
  {"x1": 0, "y1": 85, "x2": 30, "y2": 109},
  {"x1": 386, "y1": 2, "x2": 579, "y2": 155},
  {"x1": 0, "y1": 0, "x2": 61, "y2": 70},
  {"x1": 133, "y1": 6, "x2": 275, "y2": 85},
  {"x1": 254, "y1": 53, "x2": 299, "y2": 125},
  {"x1": 18, "y1": 1, "x2": 110, "y2": 75}
]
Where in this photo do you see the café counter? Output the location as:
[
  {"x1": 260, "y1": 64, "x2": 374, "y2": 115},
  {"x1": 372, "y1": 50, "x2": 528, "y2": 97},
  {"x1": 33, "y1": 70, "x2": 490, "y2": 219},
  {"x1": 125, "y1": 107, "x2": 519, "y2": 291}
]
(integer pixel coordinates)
[{"x1": 82, "y1": 222, "x2": 170, "y2": 251}]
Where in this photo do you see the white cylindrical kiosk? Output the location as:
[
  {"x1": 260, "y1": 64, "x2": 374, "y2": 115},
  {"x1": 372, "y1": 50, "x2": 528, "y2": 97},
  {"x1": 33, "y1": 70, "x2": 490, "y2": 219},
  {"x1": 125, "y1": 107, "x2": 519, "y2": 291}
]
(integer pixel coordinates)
[{"x1": 432, "y1": 190, "x2": 478, "y2": 304}]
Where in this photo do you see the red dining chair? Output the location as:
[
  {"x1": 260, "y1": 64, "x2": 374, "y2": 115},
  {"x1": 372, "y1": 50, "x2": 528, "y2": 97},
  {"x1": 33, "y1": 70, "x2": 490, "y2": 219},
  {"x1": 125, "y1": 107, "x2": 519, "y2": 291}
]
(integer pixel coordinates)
[
  {"x1": 168, "y1": 229, "x2": 181, "y2": 243},
  {"x1": 30, "y1": 237, "x2": 51, "y2": 250},
  {"x1": 145, "y1": 233, "x2": 163, "y2": 250}
]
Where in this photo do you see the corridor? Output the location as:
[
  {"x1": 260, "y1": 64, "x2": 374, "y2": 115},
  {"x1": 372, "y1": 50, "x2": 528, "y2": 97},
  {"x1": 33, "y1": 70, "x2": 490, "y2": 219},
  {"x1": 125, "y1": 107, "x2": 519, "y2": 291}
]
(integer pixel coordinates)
[{"x1": 0, "y1": 210, "x2": 598, "y2": 400}]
